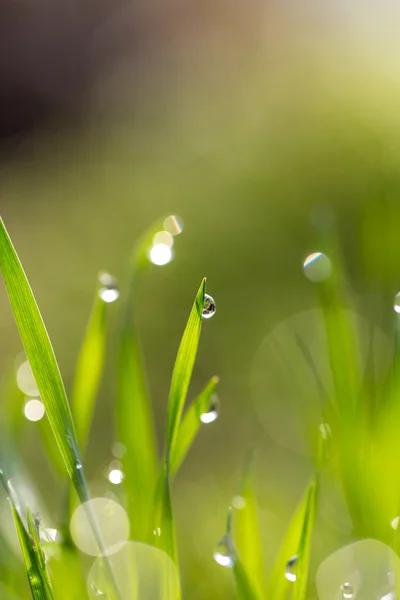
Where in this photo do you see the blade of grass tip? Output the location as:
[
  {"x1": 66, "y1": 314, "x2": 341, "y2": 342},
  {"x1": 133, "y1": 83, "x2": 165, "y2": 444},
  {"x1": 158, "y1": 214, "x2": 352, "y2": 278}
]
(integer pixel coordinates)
[
  {"x1": 0, "y1": 219, "x2": 123, "y2": 600},
  {"x1": 0, "y1": 218, "x2": 80, "y2": 485},
  {"x1": 233, "y1": 448, "x2": 266, "y2": 599},
  {"x1": 71, "y1": 279, "x2": 107, "y2": 451},
  {"x1": 10, "y1": 503, "x2": 54, "y2": 600},
  {"x1": 166, "y1": 278, "x2": 206, "y2": 460},
  {"x1": 116, "y1": 223, "x2": 166, "y2": 542},
  {"x1": 170, "y1": 375, "x2": 219, "y2": 477},
  {"x1": 154, "y1": 279, "x2": 206, "y2": 562},
  {"x1": 267, "y1": 477, "x2": 318, "y2": 600}
]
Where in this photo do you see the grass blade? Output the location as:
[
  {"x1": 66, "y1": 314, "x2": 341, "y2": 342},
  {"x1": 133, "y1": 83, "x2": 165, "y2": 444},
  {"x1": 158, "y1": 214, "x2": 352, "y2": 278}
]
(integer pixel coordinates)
[
  {"x1": 0, "y1": 218, "x2": 81, "y2": 484},
  {"x1": 233, "y1": 555, "x2": 263, "y2": 600},
  {"x1": 10, "y1": 503, "x2": 54, "y2": 600},
  {"x1": 116, "y1": 225, "x2": 164, "y2": 542},
  {"x1": 170, "y1": 375, "x2": 219, "y2": 476},
  {"x1": 71, "y1": 284, "x2": 107, "y2": 450},
  {"x1": 166, "y1": 278, "x2": 206, "y2": 462},
  {"x1": 154, "y1": 279, "x2": 207, "y2": 562},
  {"x1": 267, "y1": 477, "x2": 319, "y2": 600},
  {"x1": 234, "y1": 449, "x2": 266, "y2": 598}
]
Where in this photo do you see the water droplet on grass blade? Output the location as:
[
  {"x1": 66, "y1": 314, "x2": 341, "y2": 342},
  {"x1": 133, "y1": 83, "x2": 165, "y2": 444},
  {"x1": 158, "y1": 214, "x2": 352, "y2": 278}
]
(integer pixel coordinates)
[
  {"x1": 285, "y1": 555, "x2": 298, "y2": 582},
  {"x1": 202, "y1": 294, "x2": 216, "y2": 319},
  {"x1": 213, "y1": 535, "x2": 234, "y2": 568},
  {"x1": 200, "y1": 394, "x2": 219, "y2": 423},
  {"x1": 303, "y1": 252, "x2": 332, "y2": 282},
  {"x1": 90, "y1": 583, "x2": 107, "y2": 597},
  {"x1": 98, "y1": 273, "x2": 119, "y2": 303},
  {"x1": 341, "y1": 582, "x2": 354, "y2": 598}
]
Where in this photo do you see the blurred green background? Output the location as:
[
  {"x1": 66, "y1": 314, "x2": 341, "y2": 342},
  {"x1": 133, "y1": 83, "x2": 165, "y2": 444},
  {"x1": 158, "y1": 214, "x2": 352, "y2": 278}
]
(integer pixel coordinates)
[{"x1": 2, "y1": 2, "x2": 400, "y2": 597}]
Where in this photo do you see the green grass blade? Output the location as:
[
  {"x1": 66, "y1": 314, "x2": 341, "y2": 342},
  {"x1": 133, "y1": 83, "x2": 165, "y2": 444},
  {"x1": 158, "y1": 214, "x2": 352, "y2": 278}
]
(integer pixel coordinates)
[
  {"x1": 154, "y1": 279, "x2": 207, "y2": 563},
  {"x1": 233, "y1": 555, "x2": 263, "y2": 600},
  {"x1": 153, "y1": 463, "x2": 177, "y2": 563},
  {"x1": 234, "y1": 449, "x2": 266, "y2": 598},
  {"x1": 116, "y1": 224, "x2": 164, "y2": 542},
  {"x1": 166, "y1": 278, "x2": 206, "y2": 463},
  {"x1": 170, "y1": 375, "x2": 219, "y2": 476},
  {"x1": 10, "y1": 504, "x2": 54, "y2": 600},
  {"x1": 267, "y1": 477, "x2": 318, "y2": 600},
  {"x1": 0, "y1": 218, "x2": 81, "y2": 483},
  {"x1": 72, "y1": 285, "x2": 107, "y2": 450}
]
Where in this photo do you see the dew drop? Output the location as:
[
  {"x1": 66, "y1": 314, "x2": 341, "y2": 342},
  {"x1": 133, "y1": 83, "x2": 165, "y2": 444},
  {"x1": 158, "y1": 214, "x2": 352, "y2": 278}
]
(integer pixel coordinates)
[
  {"x1": 98, "y1": 273, "x2": 119, "y2": 303},
  {"x1": 90, "y1": 583, "x2": 107, "y2": 597},
  {"x1": 17, "y1": 361, "x2": 39, "y2": 396},
  {"x1": 303, "y1": 252, "x2": 332, "y2": 282},
  {"x1": 285, "y1": 555, "x2": 298, "y2": 582},
  {"x1": 200, "y1": 394, "x2": 219, "y2": 424},
  {"x1": 213, "y1": 535, "x2": 234, "y2": 568},
  {"x1": 394, "y1": 292, "x2": 400, "y2": 314},
  {"x1": 76, "y1": 462, "x2": 83, "y2": 471},
  {"x1": 202, "y1": 294, "x2": 216, "y2": 319},
  {"x1": 341, "y1": 582, "x2": 354, "y2": 599}
]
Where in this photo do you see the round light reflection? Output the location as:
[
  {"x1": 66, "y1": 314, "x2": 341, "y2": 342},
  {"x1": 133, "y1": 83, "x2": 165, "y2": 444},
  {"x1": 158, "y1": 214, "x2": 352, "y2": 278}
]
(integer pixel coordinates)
[
  {"x1": 70, "y1": 498, "x2": 129, "y2": 556},
  {"x1": 17, "y1": 361, "x2": 39, "y2": 396},
  {"x1": 149, "y1": 244, "x2": 173, "y2": 266},
  {"x1": 24, "y1": 399, "x2": 45, "y2": 422}
]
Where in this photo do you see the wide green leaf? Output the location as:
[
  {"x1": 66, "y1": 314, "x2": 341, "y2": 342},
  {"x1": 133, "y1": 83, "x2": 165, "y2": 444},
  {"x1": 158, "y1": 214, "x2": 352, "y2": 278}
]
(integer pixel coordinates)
[
  {"x1": 170, "y1": 375, "x2": 219, "y2": 476},
  {"x1": 0, "y1": 218, "x2": 81, "y2": 486}
]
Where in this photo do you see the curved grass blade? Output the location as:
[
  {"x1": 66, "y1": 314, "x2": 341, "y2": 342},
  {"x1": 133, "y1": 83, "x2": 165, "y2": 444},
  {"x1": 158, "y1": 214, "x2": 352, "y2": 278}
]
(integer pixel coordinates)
[
  {"x1": 0, "y1": 218, "x2": 81, "y2": 484},
  {"x1": 267, "y1": 477, "x2": 318, "y2": 600},
  {"x1": 116, "y1": 223, "x2": 165, "y2": 541},
  {"x1": 10, "y1": 504, "x2": 54, "y2": 600},
  {"x1": 170, "y1": 375, "x2": 219, "y2": 477},
  {"x1": 72, "y1": 284, "x2": 107, "y2": 451},
  {"x1": 233, "y1": 555, "x2": 263, "y2": 600},
  {"x1": 166, "y1": 278, "x2": 206, "y2": 462},
  {"x1": 154, "y1": 278, "x2": 206, "y2": 563},
  {"x1": 234, "y1": 449, "x2": 266, "y2": 598}
]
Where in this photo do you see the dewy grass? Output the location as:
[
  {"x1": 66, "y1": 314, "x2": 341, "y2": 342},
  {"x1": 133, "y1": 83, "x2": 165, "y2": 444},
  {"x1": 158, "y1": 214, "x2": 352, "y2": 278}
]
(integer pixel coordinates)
[{"x1": 2, "y1": 214, "x2": 400, "y2": 599}]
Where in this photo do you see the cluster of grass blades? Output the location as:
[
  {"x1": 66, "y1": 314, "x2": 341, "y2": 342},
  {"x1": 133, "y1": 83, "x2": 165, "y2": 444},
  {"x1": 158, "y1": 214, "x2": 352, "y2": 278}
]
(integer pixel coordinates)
[{"x1": 2, "y1": 214, "x2": 400, "y2": 600}]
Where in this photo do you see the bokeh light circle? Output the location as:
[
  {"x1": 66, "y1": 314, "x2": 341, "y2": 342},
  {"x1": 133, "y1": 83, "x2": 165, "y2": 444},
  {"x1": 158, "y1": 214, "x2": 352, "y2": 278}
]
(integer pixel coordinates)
[
  {"x1": 70, "y1": 498, "x2": 129, "y2": 556},
  {"x1": 87, "y1": 541, "x2": 180, "y2": 600}
]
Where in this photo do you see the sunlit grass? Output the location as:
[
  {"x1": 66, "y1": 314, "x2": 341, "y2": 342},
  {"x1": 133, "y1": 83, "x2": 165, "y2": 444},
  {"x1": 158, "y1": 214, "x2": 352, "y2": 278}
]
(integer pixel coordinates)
[{"x1": 1, "y1": 214, "x2": 400, "y2": 600}]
